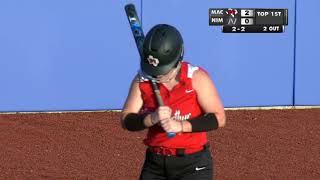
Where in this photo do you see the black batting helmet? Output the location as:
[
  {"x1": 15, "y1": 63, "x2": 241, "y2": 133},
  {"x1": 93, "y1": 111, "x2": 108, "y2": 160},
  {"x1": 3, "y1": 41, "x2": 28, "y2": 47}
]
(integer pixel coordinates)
[{"x1": 141, "y1": 24, "x2": 184, "y2": 76}]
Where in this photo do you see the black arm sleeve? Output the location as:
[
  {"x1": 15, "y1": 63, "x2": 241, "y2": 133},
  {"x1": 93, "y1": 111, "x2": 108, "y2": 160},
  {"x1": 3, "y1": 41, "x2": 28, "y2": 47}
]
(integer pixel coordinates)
[
  {"x1": 123, "y1": 113, "x2": 148, "y2": 131},
  {"x1": 187, "y1": 113, "x2": 219, "y2": 132}
]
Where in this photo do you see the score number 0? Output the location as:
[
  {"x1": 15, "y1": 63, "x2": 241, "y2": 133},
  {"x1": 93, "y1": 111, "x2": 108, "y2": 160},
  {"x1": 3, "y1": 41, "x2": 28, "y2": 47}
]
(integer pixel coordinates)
[{"x1": 241, "y1": 9, "x2": 254, "y2": 25}]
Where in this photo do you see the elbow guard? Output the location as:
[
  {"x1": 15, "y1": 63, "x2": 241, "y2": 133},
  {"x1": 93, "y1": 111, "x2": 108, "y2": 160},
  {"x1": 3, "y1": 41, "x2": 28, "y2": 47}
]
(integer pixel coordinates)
[
  {"x1": 123, "y1": 113, "x2": 148, "y2": 131},
  {"x1": 187, "y1": 113, "x2": 219, "y2": 132}
]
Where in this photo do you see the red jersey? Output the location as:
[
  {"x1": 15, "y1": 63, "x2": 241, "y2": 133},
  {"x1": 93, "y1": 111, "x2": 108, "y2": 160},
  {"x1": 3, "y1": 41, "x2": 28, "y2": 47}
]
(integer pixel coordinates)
[{"x1": 139, "y1": 61, "x2": 208, "y2": 149}]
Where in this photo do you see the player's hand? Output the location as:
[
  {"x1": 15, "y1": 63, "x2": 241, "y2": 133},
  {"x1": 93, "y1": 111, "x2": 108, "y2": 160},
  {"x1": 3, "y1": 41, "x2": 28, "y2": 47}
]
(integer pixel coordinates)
[
  {"x1": 159, "y1": 118, "x2": 183, "y2": 133},
  {"x1": 150, "y1": 106, "x2": 172, "y2": 125}
]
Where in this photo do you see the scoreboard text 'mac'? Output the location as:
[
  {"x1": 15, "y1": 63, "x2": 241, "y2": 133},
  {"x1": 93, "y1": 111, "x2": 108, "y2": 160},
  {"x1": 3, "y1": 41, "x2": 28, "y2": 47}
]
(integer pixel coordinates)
[{"x1": 209, "y1": 8, "x2": 288, "y2": 33}]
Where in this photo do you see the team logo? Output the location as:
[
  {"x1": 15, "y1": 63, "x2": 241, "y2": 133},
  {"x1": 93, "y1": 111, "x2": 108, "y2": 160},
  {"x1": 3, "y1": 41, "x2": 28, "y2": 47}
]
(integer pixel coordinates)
[
  {"x1": 174, "y1": 110, "x2": 191, "y2": 121},
  {"x1": 147, "y1": 55, "x2": 160, "y2": 67},
  {"x1": 226, "y1": 8, "x2": 238, "y2": 17}
]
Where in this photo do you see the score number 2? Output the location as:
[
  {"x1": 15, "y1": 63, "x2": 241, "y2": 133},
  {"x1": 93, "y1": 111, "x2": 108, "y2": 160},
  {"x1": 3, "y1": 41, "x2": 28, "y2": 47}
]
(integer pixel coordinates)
[
  {"x1": 263, "y1": 26, "x2": 281, "y2": 32},
  {"x1": 232, "y1": 26, "x2": 246, "y2": 32}
]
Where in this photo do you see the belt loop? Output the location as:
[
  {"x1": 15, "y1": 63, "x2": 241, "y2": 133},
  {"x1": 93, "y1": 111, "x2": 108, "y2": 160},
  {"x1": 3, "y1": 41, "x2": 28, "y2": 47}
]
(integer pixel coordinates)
[
  {"x1": 203, "y1": 143, "x2": 209, "y2": 150},
  {"x1": 176, "y1": 148, "x2": 185, "y2": 157}
]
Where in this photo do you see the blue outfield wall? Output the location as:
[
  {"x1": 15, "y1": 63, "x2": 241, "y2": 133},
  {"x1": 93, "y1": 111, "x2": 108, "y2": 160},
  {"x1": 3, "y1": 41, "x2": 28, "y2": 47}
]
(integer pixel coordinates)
[
  {"x1": 0, "y1": 0, "x2": 318, "y2": 112},
  {"x1": 0, "y1": 0, "x2": 141, "y2": 111},
  {"x1": 294, "y1": 0, "x2": 320, "y2": 105},
  {"x1": 142, "y1": 0, "x2": 295, "y2": 108}
]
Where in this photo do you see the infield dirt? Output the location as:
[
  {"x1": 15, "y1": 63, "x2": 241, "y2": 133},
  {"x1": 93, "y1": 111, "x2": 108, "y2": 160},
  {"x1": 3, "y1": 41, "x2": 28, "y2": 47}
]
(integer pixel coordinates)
[{"x1": 0, "y1": 109, "x2": 319, "y2": 179}]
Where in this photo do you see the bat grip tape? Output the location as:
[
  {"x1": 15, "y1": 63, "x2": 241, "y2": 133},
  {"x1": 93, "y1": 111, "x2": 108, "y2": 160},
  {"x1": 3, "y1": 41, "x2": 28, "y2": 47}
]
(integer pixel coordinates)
[{"x1": 151, "y1": 80, "x2": 176, "y2": 138}]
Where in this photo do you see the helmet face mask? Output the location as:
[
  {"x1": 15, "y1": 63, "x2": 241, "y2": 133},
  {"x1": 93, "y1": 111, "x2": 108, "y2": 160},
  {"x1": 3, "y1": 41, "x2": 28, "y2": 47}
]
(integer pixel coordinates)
[{"x1": 141, "y1": 24, "x2": 184, "y2": 76}]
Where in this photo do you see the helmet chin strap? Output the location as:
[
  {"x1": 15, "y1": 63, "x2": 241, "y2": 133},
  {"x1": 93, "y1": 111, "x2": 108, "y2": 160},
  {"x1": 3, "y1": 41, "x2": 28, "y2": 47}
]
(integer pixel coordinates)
[{"x1": 142, "y1": 61, "x2": 182, "y2": 83}]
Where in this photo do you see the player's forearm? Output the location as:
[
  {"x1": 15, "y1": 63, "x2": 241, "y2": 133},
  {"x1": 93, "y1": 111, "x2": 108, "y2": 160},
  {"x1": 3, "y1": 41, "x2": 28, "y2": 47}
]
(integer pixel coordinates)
[
  {"x1": 183, "y1": 113, "x2": 220, "y2": 132},
  {"x1": 181, "y1": 114, "x2": 224, "y2": 133},
  {"x1": 121, "y1": 112, "x2": 146, "y2": 131},
  {"x1": 216, "y1": 111, "x2": 226, "y2": 127},
  {"x1": 180, "y1": 121, "x2": 192, "y2": 132},
  {"x1": 121, "y1": 112, "x2": 157, "y2": 131},
  {"x1": 143, "y1": 113, "x2": 156, "y2": 128}
]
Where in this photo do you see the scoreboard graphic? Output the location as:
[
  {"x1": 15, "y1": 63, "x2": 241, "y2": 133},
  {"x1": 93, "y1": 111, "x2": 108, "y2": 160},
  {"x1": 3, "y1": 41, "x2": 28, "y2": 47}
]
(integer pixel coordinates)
[{"x1": 209, "y1": 8, "x2": 288, "y2": 33}]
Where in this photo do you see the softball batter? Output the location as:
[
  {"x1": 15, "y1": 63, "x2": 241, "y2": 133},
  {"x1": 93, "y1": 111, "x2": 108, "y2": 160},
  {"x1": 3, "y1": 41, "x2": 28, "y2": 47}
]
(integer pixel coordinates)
[{"x1": 121, "y1": 24, "x2": 226, "y2": 180}]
